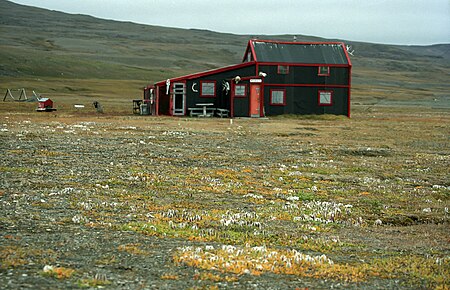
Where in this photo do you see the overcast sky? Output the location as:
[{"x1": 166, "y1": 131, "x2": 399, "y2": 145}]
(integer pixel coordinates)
[{"x1": 10, "y1": 0, "x2": 450, "y2": 45}]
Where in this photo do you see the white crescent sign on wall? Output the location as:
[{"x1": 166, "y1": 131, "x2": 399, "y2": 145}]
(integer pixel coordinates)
[{"x1": 192, "y1": 82, "x2": 198, "y2": 92}]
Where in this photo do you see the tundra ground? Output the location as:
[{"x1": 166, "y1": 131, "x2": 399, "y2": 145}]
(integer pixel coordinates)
[{"x1": 0, "y1": 105, "x2": 448, "y2": 289}]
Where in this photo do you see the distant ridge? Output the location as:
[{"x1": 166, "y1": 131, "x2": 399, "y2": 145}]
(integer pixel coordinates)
[{"x1": 0, "y1": 0, "x2": 449, "y2": 82}]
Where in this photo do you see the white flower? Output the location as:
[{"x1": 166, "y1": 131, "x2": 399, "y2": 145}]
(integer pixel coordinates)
[{"x1": 286, "y1": 196, "x2": 299, "y2": 201}]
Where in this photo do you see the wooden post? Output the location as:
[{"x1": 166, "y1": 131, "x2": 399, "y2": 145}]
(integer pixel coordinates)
[
  {"x1": 18, "y1": 88, "x2": 27, "y2": 101},
  {"x1": 3, "y1": 89, "x2": 15, "y2": 101}
]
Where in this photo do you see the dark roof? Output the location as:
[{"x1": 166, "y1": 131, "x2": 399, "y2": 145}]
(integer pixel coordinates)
[
  {"x1": 155, "y1": 61, "x2": 256, "y2": 85},
  {"x1": 249, "y1": 40, "x2": 350, "y2": 65}
]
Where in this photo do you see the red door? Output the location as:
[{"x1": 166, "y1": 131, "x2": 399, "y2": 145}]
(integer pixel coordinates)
[{"x1": 249, "y1": 84, "x2": 261, "y2": 117}]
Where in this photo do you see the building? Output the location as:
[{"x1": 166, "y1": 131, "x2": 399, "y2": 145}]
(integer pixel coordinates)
[
  {"x1": 36, "y1": 98, "x2": 56, "y2": 111},
  {"x1": 146, "y1": 39, "x2": 352, "y2": 117}
]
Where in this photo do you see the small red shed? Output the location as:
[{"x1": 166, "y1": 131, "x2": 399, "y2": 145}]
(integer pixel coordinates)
[{"x1": 37, "y1": 98, "x2": 56, "y2": 111}]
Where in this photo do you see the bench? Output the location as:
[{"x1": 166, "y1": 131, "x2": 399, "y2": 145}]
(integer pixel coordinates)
[
  {"x1": 216, "y1": 108, "x2": 229, "y2": 118},
  {"x1": 188, "y1": 107, "x2": 216, "y2": 117}
]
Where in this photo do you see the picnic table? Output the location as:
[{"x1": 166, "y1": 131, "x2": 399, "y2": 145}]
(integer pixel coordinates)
[
  {"x1": 197, "y1": 103, "x2": 214, "y2": 116},
  {"x1": 188, "y1": 103, "x2": 215, "y2": 117}
]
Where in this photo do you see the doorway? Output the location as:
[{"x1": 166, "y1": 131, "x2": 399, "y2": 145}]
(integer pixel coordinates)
[
  {"x1": 249, "y1": 84, "x2": 261, "y2": 117},
  {"x1": 173, "y1": 83, "x2": 185, "y2": 115}
]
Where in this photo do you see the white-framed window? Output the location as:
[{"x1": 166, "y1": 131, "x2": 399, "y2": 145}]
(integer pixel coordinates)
[
  {"x1": 270, "y1": 89, "x2": 286, "y2": 106},
  {"x1": 318, "y1": 90, "x2": 333, "y2": 106},
  {"x1": 234, "y1": 84, "x2": 247, "y2": 97},
  {"x1": 200, "y1": 81, "x2": 216, "y2": 97}
]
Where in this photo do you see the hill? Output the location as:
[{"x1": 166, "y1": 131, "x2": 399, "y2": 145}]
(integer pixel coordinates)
[{"x1": 0, "y1": 0, "x2": 449, "y2": 107}]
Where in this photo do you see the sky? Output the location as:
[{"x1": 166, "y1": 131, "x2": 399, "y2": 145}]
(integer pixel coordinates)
[{"x1": 10, "y1": 0, "x2": 450, "y2": 45}]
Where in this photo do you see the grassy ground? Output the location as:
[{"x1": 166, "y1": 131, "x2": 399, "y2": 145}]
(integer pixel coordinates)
[
  {"x1": 0, "y1": 100, "x2": 448, "y2": 289},
  {"x1": 0, "y1": 77, "x2": 145, "y2": 116},
  {"x1": 0, "y1": 2, "x2": 449, "y2": 288}
]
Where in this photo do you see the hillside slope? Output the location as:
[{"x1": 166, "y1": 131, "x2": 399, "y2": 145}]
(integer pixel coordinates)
[
  {"x1": 0, "y1": 0, "x2": 251, "y2": 80},
  {"x1": 0, "y1": 0, "x2": 449, "y2": 105}
]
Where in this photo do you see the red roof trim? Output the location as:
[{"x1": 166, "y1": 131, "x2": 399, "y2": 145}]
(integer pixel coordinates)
[
  {"x1": 242, "y1": 40, "x2": 258, "y2": 63},
  {"x1": 249, "y1": 40, "x2": 258, "y2": 62},
  {"x1": 258, "y1": 62, "x2": 350, "y2": 67},
  {"x1": 155, "y1": 61, "x2": 256, "y2": 86},
  {"x1": 340, "y1": 42, "x2": 353, "y2": 67},
  {"x1": 251, "y1": 39, "x2": 346, "y2": 46}
]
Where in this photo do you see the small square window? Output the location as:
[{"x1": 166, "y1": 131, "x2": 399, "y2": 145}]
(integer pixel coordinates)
[
  {"x1": 270, "y1": 89, "x2": 286, "y2": 106},
  {"x1": 318, "y1": 90, "x2": 333, "y2": 106},
  {"x1": 277, "y1": 65, "x2": 289, "y2": 74},
  {"x1": 234, "y1": 84, "x2": 247, "y2": 97},
  {"x1": 318, "y1": 66, "x2": 330, "y2": 76},
  {"x1": 200, "y1": 81, "x2": 216, "y2": 97}
]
